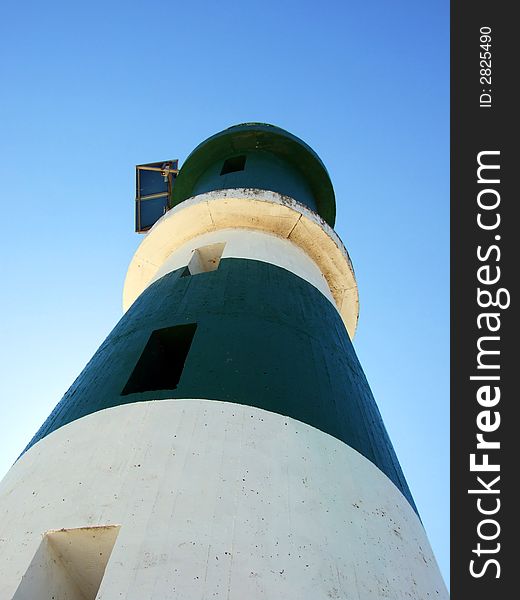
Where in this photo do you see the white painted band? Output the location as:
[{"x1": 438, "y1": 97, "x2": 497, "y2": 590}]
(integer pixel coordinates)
[
  {"x1": 123, "y1": 189, "x2": 359, "y2": 338},
  {"x1": 150, "y1": 228, "x2": 336, "y2": 305},
  {"x1": 0, "y1": 400, "x2": 447, "y2": 599}
]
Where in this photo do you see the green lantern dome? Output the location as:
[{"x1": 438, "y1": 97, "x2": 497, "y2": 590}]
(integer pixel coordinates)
[{"x1": 172, "y1": 123, "x2": 336, "y2": 226}]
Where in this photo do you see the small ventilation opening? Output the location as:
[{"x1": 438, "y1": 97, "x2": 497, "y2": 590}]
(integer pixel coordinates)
[
  {"x1": 122, "y1": 324, "x2": 197, "y2": 395},
  {"x1": 220, "y1": 155, "x2": 246, "y2": 175},
  {"x1": 185, "y1": 242, "x2": 225, "y2": 276},
  {"x1": 14, "y1": 525, "x2": 120, "y2": 600}
]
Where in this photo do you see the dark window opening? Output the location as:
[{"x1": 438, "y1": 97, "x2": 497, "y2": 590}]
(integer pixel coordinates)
[
  {"x1": 220, "y1": 155, "x2": 246, "y2": 175},
  {"x1": 122, "y1": 324, "x2": 197, "y2": 395}
]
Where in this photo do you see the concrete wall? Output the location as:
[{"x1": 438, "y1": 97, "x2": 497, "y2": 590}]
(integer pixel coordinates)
[
  {"x1": 151, "y1": 228, "x2": 335, "y2": 304},
  {"x1": 0, "y1": 400, "x2": 448, "y2": 599}
]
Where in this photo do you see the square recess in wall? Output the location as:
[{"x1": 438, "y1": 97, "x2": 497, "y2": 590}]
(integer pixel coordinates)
[
  {"x1": 13, "y1": 525, "x2": 120, "y2": 600},
  {"x1": 182, "y1": 242, "x2": 226, "y2": 276},
  {"x1": 122, "y1": 323, "x2": 197, "y2": 395}
]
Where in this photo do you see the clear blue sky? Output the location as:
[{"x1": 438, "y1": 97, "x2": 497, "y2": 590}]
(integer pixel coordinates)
[{"x1": 0, "y1": 0, "x2": 449, "y2": 586}]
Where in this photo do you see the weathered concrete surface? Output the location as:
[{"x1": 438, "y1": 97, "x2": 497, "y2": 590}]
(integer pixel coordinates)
[{"x1": 0, "y1": 400, "x2": 448, "y2": 600}]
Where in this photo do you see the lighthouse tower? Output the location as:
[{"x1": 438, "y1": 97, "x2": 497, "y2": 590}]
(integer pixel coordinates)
[{"x1": 0, "y1": 124, "x2": 447, "y2": 599}]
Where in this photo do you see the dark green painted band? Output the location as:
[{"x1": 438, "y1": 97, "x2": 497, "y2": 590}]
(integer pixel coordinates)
[
  {"x1": 172, "y1": 123, "x2": 336, "y2": 226},
  {"x1": 24, "y1": 258, "x2": 416, "y2": 513},
  {"x1": 189, "y1": 150, "x2": 319, "y2": 215}
]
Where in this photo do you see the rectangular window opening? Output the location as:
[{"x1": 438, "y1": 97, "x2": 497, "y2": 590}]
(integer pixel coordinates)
[
  {"x1": 185, "y1": 242, "x2": 226, "y2": 276},
  {"x1": 122, "y1": 324, "x2": 197, "y2": 395},
  {"x1": 220, "y1": 155, "x2": 246, "y2": 175},
  {"x1": 13, "y1": 525, "x2": 120, "y2": 600}
]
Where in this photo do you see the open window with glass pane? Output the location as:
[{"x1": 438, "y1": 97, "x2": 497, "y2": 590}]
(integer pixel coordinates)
[{"x1": 135, "y1": 160, "x2": 178, "y2": 233}]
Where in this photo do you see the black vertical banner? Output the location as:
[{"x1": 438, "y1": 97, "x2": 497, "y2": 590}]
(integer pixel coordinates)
[{"x1": 451, "y1": 2, "x2": 516, "y2": 598}]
